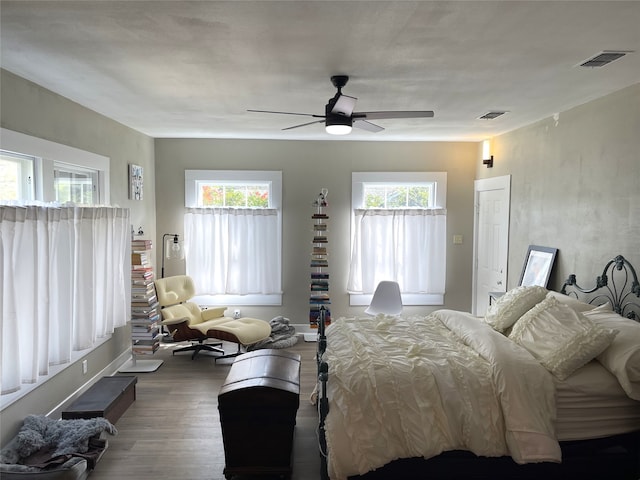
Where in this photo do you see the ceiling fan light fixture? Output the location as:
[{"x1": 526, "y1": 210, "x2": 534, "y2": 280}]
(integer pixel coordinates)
[
  {"x1": 325, "y1": 115, "x2": 353, "y2": 135},
  {"x1": 326, "y1": 124, "x2": 352, "y2": 135}
]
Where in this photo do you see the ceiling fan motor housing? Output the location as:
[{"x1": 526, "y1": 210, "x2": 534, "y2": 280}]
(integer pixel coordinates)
[{"x1": 325, "y1": 102, "x2": 353, "y2": 128}]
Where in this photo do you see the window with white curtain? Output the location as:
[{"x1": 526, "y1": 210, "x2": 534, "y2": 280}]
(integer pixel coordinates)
[
  {"x1": 184, "y1": 170, "x2": 282, "y2": 306},
  {"x1": 348, "y1": 172, "x2": 447, "y2": 306},
  {"x1": 0, "y1": 205, "x2": 130, "y2": 400},
  {"x1": 0, "y1": 130, "x2": 121, "y2": 409}
]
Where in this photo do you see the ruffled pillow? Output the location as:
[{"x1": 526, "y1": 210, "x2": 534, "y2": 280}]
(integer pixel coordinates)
[
  {"x1": 484, "y1": 285, "x2": 548, "y2": 333},
  {"x1": 509, "y1": 296, "x2": 618, "y2": 380}
]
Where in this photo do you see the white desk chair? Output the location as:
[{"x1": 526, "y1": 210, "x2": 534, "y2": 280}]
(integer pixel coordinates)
[{"x1": 365, "y1": 281, "x2": 403, "y2": 316}]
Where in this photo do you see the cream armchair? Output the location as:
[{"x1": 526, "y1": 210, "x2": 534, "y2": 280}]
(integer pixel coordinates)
[{"x1": 154, "y1": 275, "x2": 272, "y2": 360}]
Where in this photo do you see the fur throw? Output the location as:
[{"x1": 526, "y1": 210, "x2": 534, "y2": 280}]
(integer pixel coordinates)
[
  {"x1": 248, "y1": 316, "x2": 298, "y2": 351},
  {"x1": 1, "y1": 415, "x2": 117, "y2": 465}
]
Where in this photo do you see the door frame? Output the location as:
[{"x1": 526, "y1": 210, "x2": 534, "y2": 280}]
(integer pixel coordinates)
[{"x1": 472, "y1": 175, "x2": 511, "y2": 315}]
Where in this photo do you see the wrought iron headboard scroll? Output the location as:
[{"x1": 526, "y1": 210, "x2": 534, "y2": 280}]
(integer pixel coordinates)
[{"x1": 561, "y1": 255, "x2": 640, "y2": 321}]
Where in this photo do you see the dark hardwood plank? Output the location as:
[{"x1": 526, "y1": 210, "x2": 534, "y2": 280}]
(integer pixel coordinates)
[{"x1": 90, "y1": 339, "x2": 320, "y2": 480}]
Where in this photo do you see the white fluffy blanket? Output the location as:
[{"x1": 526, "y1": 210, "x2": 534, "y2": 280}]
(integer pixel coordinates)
[{"x1": 324, "y1": 311, "x2": 561, "y2": 480}]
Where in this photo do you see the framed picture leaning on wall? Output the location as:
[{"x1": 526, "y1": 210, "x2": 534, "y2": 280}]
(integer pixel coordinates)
[{"x1": 519, "y1": 245, "x2": 558, "y2": 288}]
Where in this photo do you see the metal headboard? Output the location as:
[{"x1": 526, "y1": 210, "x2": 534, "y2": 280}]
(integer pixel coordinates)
[{"x1": 561, "y1": 255, "x2": 640, "y2": 321}]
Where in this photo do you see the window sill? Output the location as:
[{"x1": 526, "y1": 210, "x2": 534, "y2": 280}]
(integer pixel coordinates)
[
  {"x1": 1, "y1": 335, "x2": 111, "y2": 412},
  {"x1": 193, "y1": 294, "x2": 282, "y2": 307},
  {"x1": 349, "y1": 293, "x2": 444, "y2": 306}
]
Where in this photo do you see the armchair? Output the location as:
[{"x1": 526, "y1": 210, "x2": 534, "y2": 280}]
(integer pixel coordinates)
[{"x1": 154, "y1": 275, "x2": 272, "y2": 360}]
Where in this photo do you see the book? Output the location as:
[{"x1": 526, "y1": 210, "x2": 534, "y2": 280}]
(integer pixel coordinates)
[
  {"x1": 131, "y1": 239, "x2": 152, "y2": 250},
  {"x1": 131, "y1": 252, "x2": 149, "y2": 265},
  {"x1": 131, "y1": 294, "x2": 157, "y2": 307}
]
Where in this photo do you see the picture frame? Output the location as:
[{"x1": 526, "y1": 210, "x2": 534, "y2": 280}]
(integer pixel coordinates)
[
  {"x1": 129, "y1": 164, "x2": 143, "y2": 200},
  {"x1": 519, "y1": 245, "x2": 558, "y2": 288}
]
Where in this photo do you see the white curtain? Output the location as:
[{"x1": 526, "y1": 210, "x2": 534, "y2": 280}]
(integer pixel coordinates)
[
  {"x1": 0, "y1": 205, "x2": 129, "y2": 395},
  {"x1": 184, "y1": 208, "x2": 281, "y2": 295},
  {"x1": 347, "y1": 208, "x2": 447, "y2": 294}
]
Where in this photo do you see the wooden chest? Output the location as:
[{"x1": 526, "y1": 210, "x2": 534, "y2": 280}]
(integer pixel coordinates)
[
  {"x1": 218, "y1": 350, "x2": 301, "y2": 479},
  {"x1": 62, "y1": 375, "x2": 137, "y2": 424}
]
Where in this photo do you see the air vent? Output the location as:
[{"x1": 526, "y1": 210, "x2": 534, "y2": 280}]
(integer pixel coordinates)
[
  {"x1": 579, "y1": 51, "x2": 632, "y2": 68},
  {"x1": 478, "y1": 111, "x2": 507, "y2": 120}
]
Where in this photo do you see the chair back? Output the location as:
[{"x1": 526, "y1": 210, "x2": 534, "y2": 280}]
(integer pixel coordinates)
[
  {"x1": 155, "y1": 275, "x2": 196, "y2": 307},
  {"x1": 365, "y1": 280, "x2": 403, "y2": 316}
]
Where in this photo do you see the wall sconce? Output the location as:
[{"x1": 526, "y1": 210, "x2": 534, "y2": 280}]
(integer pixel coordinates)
[
  {"x1": 482, "y1": 139, "x2": 494, "y2": 168},
  {"x1": 161, "y1": 233, "x2": 184, "y2": 278}
]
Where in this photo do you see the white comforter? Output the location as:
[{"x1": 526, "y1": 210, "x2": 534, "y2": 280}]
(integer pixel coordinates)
[{"x1": 323, "y1": 310, "x2": 562, "y2": 480}]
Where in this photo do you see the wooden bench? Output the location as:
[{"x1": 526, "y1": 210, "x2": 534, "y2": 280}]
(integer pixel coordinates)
[
  {"x1": 218, "y1": 350, "x2": 301, "y2": 479},
  {"x1": 62, "y1": 375, "x2": 137, "y2": 424}
]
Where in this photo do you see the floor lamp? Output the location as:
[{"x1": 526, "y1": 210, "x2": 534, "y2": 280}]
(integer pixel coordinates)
[{"x1": 158, "y1": 233, "x2": 184, "y2": 344}]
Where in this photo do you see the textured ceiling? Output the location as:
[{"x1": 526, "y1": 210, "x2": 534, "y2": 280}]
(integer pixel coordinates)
[{"x1": 1, "y1": 1, "x2": 639, "y2": 141}]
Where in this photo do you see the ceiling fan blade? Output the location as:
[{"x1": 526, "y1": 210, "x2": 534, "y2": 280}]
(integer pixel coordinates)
[
  {"x1": 248, "y1": 109, "x2": 324, "y2": 118},
  {"x1": 353, "y1": 111, "x2": 435, "y2": 120},
  {"x1": 330, "y1": 95, "x2": 357, "y2": 116},
  {"x1": 354, "y1": 119, "x2": 384, "y2": 133},
  {"x1": 282, "y1": 119, "x2": 325, "y2": 131}
]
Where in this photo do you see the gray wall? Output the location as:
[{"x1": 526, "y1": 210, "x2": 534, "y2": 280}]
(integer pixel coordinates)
[
  {"x1": 0, "y1": 69, "x2": 156, "y2": 444},
  {"x1": 477, "y1": 82, "x2": 640, "y2": 291},
  {"x1": 154, "y1": 139, "x2": 478, "y2": 322}
]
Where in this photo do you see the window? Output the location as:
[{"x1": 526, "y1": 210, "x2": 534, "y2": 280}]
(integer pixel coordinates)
[
  {"x1": 184, "y1": 170, "x2": 282, "y2": 306},
  {"x1": 54, "y1": 162, "x2": 99, "y2": 204},
  {"x1": 348, "y1": 172, "x2": 447, "y2": 306},
  {"x1": 0, "y1": 129, "x2": 120, "y2": 410},
  {"x1": 0, "y1": 128, "x2": 109, "y2": 205},
  {"x1": 0, "y1": 150, "x2": 36, "y2": 201},
  {"x1": 363, "y1": 184, "x2": 434, "y2": 208},
  {"x1": 195, "y1": 181, "x2": 269, "y2": 207}
]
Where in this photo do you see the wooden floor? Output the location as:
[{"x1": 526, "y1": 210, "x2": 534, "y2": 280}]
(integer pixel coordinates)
[{"x1": 90, "y1": 338, "x2": 321, "y2": 480}]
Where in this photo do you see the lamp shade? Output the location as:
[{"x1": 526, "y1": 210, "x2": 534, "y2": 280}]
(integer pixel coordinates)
[
  {"x1": 164, "y1": 234, "x2": 184, "y2": 260},
  {"x1": 482, "y1": 139, "x2": 491, "y2": 160}
]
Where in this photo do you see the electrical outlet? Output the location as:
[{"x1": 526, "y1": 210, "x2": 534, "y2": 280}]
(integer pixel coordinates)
[
  {"x1": 233, "y1": 309, "x2": 241, "y2": 319},
  {"x1": 82, "y1": 359, "x2": 88, "y2": 375}
]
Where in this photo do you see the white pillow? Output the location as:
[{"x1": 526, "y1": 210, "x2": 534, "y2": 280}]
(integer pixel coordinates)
[
  {"x1": 509, "y1": 296, "x2": 618, "y2": 380},
  {"x1": 484, "y1": 285, "x2": 548, "y2": 332},
  {"x1": 583, "y1": 308, "x2": 640, "y2": 400},
  {"x1": 545, "y1": 290, "x2": 610, "y2": 313}
]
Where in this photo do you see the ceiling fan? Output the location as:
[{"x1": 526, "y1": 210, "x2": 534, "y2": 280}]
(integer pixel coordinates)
[{"x1": 248, "y1": 75, "x2": 434, "y2": 135}]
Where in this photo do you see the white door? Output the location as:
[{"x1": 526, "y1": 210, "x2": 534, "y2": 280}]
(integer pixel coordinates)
[{"x1": 472, "y1": 176, "x2": 511, "y2": 316}]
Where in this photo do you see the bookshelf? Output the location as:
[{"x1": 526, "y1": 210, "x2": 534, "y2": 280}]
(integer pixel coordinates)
[
  {"x1": 308, "y1": 190, "x2": 331, "y2": 338},
  {"x1": 119, "y1": 238, "x2": 163, "y2": 373}
]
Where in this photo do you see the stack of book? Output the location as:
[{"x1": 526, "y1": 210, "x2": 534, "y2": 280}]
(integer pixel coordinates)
[
  {"x1": 310, "y1": 200, "x2": 331, "y2": 328},
  {"x1": 131, "y1": 239, "x2": 161, "y2": 356}
]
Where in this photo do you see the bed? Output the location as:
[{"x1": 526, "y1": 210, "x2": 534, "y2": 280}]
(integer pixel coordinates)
[{"x1": 316, "y1": 254, "x2": 640, "y2": 480}]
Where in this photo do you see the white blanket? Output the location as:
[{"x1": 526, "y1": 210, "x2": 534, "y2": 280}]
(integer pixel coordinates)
[{"x1": 323, "y1": 310, "x2": 561, "y2": 480}]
